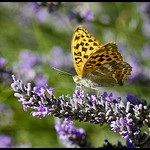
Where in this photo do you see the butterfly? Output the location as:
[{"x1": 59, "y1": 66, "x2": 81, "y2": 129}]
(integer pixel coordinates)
[{"x1": 71, "y1": 25, "x2": 132, "y2": 90}]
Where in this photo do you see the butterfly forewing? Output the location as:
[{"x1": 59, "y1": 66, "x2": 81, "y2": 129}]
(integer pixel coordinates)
[
  {"x1": 82, "y1": 42, "x2": 123, "y2": 77},
  {"x1": 72, "y1": 25, "x2": 103, "y2": 76}
]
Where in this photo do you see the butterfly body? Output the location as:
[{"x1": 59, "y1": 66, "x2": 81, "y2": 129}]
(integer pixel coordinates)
[
  {"x1": 73, "y1": 75, "x2": 98, "y2": 90},
  {"x1": 71, "y1": 25, "x2": 132, "y2": 90}
]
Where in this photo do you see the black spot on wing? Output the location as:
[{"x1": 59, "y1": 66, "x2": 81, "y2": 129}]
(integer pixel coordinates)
[
  {"x1": 89, "y1": 39, "x2": 93, "y2": 42},
  {"x1": 80, "y1": 42, "x2": 84, "y2": 46},
  {"x1": 99, "y1": 54, "x2": 105, "y2": 57},
  {"x1": 105, "y1": 55, "x2": 109, "y2": 57},
  {"x1": 85, "y1": 43, "x2": 89, "y2": 46},
  {"x1": 106, "y1": 58, "x2": 112, "y2": 61},
  {"x1": 113, "y1": 56, "x2": 118, "y2": 59},
  {"x1": 88, "y1": 60, "x2": 96, "y2": 64},
  {"x1": 75, "y1": 57, "x2": 82, "y2": 64},
  {"x1": 93, "y1": 42, "x2": 97, "y2": 46},
  {"x1": 82, "y1": 47, "x2": 87, "y2": 52},
  {"x1": 74, "y1": 44, "x2": 80, "y2": 49},
  {"x1": 84, "y1": 55, "x2": 88, "y2": 58},
  {"x1": 89, "y1": 47, "x2": 94, "y2": 50},
  {"x1": 75, "y1": 36, "x2": 80, "y2": 40},
  {"x1": 111, "y1": 52, "x2": 116, "y2": 55},
  {"x1": 75, "y1": 57, "x2": 82, "y2": 61},
  {"x1": 98, "y1": 57, "x2": 105, "y2": 62},
  {"x1": 96, "y1": 63, "x2": 101, "y2": 66},
  {"x1": 91, "y1": 55, "x2": 99, "y2": 59},
  {"x1": 74, "y1": 52, "x2": 82, "y2": 56},
  {"x1": 86, "y1": 64, "x2": 93, "y2": 67}
]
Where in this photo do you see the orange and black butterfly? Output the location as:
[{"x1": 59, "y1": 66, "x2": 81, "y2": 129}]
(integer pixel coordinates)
[{"x1": 71, "y1": 25, "x2": 132, "y2": 90}]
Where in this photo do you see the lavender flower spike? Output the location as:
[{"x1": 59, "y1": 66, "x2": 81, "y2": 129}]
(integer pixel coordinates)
[
  {"x1": 11, "y1": 75, "x2": 150, "y2": 148},
  {"x1": 0, "y1": 135, "x2": 13, "y2": 148},
  {"x1": 55, "y1": 118, "x2": 92, "y2": 148},
  {"x1": 11, "y1": 74, "x2": 50, "y2": 118}
]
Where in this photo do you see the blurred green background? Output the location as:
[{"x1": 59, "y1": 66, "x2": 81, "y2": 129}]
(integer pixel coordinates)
[{"x1": 0, "y1": 2, "x2": 150, "y2": 148}]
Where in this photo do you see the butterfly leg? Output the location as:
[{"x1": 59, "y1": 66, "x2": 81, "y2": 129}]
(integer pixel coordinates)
[
  {"x1": 78, "y1": 84, "x2": 83, "y2": 102},
  {"x1": 76, "y1": 84, "x2": 81, "y2": 90},
  {"x1": 94, "y1": 89, "x2": 100, "y2": 99},
  {"x1": 97, "y1": 90, "x2": 100, "y2": 99}
]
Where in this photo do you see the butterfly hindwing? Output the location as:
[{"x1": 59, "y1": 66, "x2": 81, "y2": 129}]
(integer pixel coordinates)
[
  {"x1": 86, "y1": 60, "x2": 132, "y2": 87},
  {"x1": 82, "y1": 42, "x2": 123, "y2": 77},
  {"x1": 110, "y1": 60, "x2": 132, "y2": 85},
  {"x1": 72, "y1": 25, "x2": 103, "y2": 76}
]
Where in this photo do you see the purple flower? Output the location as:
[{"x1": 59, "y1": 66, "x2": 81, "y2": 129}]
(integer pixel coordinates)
[
  {"x1": 30, "y1": 2, "x2": 60, "y2": 14},
  {"x1": 110, "y1": 115, "x2": 133, "y2": 139},
  {"x1": 35, "y1": 8, "x2": 49, "y2": 23},
  {"x1": 19, "y1": 50, "x2": 38, "y2": 70},
  {"x1": 34, "y1": 86, "x2": 46, "y2": 98},
  {"x1": 35, "y1": 75, "x2": 47, "y2": 88},
  {"x1": 29, "y1": 2, "x2": 42, "y2": 12},
  {"x1": 12, "y1": 49, "x2": 47, "y2": 84},
  {"x1": 55, "y1": 120, "x2": 68, "y2": 140},
  {"x1": 31, "y1": 102, "x2": 49, "y2": 119},
  {"x1": 102, "y1": 139, "x2": 135, "y2": 148},
  {"x1": 126, "y1": 93, "x2": 138, "y2": 105},
  {"x1": 87, "y1": 94, "x2": 97, "y2": 104},
  {"x1": 69, "y1": 4, "x2": 94, "y2": 23},
  {"x1": 84, "y1": 9, "x2": 94, "y2": 21},
  {"x1": 11, "y1": 75, "x2": 150, "y2": 148},
  {"x1": 11, "y1": 75, "x2": 50, "y2": 118},
  {"x1": 126, "y1": 138, "x2": 136, "y2": 148},
  {"x1": 73, "y1": 89, "x2": 84, "y2": 101},
  {"x1": 127, "y1": 56, "x2": 141, "y2": 82},
  {"x1": 0, "y1": 135, "x2": 13, "y2": 148},
  {"x1": 45, "y1": 84, "x2": 56, "y2": 97},
  {"x1": 103, "y1": 92, "x2": 113, "y2": 103},
  {"x1": 55, "y1": 118, "x2": 89, "y2": 148},
  {"x1": 0, "y1": 57, "x2": 7, "y2": 67}
]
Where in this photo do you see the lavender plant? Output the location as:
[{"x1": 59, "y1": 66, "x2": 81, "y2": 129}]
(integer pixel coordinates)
[
  {"x1": 68, "y1": 3, "x2": 94, "y2": 23},
  {"x1": 55, "y1": 117, "x2": 92, "y2": 148},
  {"x1": 30, "y1": 2, "x2": 94, "y2": 24},
  {"x1": 11, "y1": 74, "x2": 150, "y2": 148},
  {"x1": 12, "y1": 46, "x2": 74, "y2": 85},
  {"x1": 0, "y1": 135, "x2": 13, "y2": 148},
  {"x1": 12, "y1": 50, "x2": 47, "y2": 85}
]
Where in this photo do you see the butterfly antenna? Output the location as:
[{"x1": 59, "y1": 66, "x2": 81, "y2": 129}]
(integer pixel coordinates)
[{"x1": 51, "y1": 67, "x2": 73, "y2": 76}]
